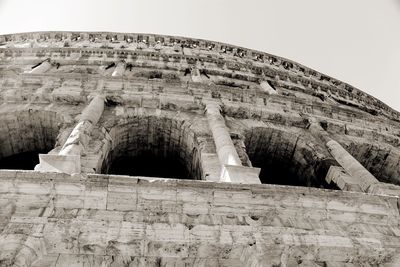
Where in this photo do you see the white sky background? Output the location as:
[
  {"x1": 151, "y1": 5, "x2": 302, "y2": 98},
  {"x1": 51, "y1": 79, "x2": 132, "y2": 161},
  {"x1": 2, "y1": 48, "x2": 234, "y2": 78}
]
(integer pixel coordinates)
[{"x1": 0, "y1": 0, "x2": 399, "y2": 111}]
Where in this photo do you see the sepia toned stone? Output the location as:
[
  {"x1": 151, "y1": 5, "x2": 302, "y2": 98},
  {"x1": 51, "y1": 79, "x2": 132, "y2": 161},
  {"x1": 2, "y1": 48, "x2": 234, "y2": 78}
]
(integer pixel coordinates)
[{"x1": 0, "y1": 31, "x2": 400, "y2": 266}]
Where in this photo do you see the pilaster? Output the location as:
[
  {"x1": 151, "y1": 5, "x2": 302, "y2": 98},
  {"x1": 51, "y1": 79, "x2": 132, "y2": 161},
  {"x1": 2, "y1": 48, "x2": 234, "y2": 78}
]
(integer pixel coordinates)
[
  {"x1": 205, "y1": 102, "x2": 261, "y2": 184},
  {"x1": 35, "y1": 95, "x2": 105, "y2": 174},
  {"x1": 309, "y1": 121, "x2": 379, "y2": 192}
]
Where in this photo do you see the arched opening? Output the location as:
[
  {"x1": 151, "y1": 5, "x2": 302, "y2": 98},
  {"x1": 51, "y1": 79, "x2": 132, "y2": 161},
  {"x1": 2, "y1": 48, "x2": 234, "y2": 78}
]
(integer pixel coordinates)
[
  {"x1": 101, "y1": 115, "x2": 202, "y2": 179},
  {"x1": 343, "y1": 140, "x2": 400, "y2": 185},
  {"x1": 0, "y1": 110, "x2": 61, "y2": 170},
  {"x1": 244, "y1": 127, "x2": 338, "y2": 189}
]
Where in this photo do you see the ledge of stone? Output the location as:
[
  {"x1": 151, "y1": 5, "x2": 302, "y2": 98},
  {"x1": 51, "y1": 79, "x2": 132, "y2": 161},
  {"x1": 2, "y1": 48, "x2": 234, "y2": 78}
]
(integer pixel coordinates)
[
  {"x1": 368, "y1": 182, "x2": 400, "y2": 197},
  {"x1": 35, "y1": 154, "x2": 81, "y2": 174},
  {"x1": 0, "y1": 170, "x2": 394, "y2": 201}
]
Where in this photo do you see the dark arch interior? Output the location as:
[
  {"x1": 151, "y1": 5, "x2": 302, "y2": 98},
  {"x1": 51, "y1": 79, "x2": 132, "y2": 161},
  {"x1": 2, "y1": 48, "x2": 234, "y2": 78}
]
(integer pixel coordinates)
[
  {"x1": 0, "y1": 110, "x2": 60, "y2": 170},
  {"x1": 0, "y1": 151, "x2": 45, "y2": 170},
  {"x1": 102, "y1": 116, "x2": 201, "y2": 180},
  {"x1": 107, "y1": 152, "x2": 190, "y2": 179},
  {"x1": 343, "y1": 140, "x2": 400, "y2": 185},
  {"x1": 245, "y1": 127, "x2": 339, "y2": 189}
]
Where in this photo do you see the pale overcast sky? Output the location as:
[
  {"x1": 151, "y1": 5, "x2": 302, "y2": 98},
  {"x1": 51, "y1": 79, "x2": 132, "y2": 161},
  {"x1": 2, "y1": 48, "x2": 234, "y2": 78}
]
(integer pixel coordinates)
[{"x1": 0, "y1": 0, "x2": 399, "y2": 111}]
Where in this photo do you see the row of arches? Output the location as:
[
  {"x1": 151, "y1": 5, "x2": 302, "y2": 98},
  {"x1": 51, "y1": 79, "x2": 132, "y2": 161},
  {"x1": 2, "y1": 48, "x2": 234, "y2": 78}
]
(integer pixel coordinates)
[{"x1": 1, "y1": 109, "x2": 399, "y2": 188}]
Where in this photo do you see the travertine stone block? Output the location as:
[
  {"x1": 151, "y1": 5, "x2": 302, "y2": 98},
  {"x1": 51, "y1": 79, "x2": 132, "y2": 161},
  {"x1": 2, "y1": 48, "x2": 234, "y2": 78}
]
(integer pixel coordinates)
[
  {"x1": 368, "y1": 182, "x2": 400, "y2": 197},
  {"x1": 1, "y1": 31, "x2": 400, "y2": 266},
  {"x1": 51, "y1": 85, "x2": 84, "y2": 104},
  {"x1": 221, "y1": 164, "x2": 261, "y2": 184},
  {"x1": 35, "y1": 154, "x2": 81, "y2": 174},
  {"x1": 325, "y1": 166, "x2": 363, "y2": 192}
]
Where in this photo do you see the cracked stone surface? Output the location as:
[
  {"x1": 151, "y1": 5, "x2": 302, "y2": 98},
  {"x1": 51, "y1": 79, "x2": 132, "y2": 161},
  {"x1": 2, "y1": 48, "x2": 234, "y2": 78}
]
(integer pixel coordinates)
[
  {"x1": 1, "y1": 31, "x2": 400, "y2": 266},
  {"x1": 0, "y1": 171, "x2": 399, "y2": 266}
]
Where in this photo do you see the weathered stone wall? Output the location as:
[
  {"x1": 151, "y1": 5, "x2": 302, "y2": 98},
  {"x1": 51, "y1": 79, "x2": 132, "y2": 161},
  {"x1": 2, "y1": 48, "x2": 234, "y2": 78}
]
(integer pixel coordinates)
[
  {"x1": 1, "y1": 31, "x2": 399, "y2": 121},
  {"x1": 1, "y1": 170, "x2": 400, "y2": 266},
  {"x1": 1, "y1": 31, "x2": 400, "y2": 266}
]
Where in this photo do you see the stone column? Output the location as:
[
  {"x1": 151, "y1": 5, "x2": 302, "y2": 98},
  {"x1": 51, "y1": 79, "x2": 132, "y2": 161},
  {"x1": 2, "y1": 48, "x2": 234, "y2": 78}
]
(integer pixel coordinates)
[
  {"x1": 309, "y1": 121, "x2": 379, "y2": 192},
  {"x1": 260, "y1": 81, "x2": 278, "y2": 95},
  {"x1": 35, "y1": 95, "x2": 105, "y2": 174},
  {"x1": 59, "y1": 95, "x2": 105, "y2": 155},
  {"x1": 205, "y1": 102, "x2": 260, "y2": 184},
  {"x1": 206, "y1": 102, "x2": 242, "y2": 166},
  {"x1": 111, "y1": 61, "x2": 125, "y2": 77},
  {"x1": 326, "y1": 140, "x2": 379, "y2": 192},
  {"x1": 27, "y1": 60, "x2": 52, "y2": 74}
]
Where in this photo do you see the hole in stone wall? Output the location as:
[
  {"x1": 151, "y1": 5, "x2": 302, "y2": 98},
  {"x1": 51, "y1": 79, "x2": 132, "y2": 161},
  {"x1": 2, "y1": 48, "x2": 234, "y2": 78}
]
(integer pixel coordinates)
[
  {"x1": 0, "y1": 110, "x2": 61, "y2": 170},
  {"x1": 101, "y1": 116, "x2": 202, "y2": 179},
  {"x1": 245, "y1": 127, "x2": 339, "y2": 189}
]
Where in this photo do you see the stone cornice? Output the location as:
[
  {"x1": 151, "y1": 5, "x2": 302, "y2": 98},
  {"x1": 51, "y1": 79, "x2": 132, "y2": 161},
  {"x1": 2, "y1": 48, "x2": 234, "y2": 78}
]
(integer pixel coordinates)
[{"x1": 0, "y1": 31, "x2": 398, "y2": 121}]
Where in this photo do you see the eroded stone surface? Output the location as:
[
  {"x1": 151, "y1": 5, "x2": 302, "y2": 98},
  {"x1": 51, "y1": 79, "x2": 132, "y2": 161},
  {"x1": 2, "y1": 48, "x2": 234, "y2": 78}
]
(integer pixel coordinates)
[
  {"x1": 1, "y1": 31, "x2": 400, "y2": 266},
  {"x1": 0, "y1": 171, "x2": 399, "y2": 266}
]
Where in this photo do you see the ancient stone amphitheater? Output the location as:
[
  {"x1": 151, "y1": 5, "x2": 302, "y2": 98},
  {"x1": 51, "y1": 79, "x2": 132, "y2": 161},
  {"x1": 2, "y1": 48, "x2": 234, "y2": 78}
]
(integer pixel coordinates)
[{"x1": 0, "y1": 31, "x2": 400, "y2": 266}]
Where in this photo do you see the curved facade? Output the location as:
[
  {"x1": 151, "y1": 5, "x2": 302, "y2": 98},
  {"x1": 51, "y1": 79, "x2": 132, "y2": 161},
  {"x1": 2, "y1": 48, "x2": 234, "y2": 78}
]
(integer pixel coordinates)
[{"x1": 0, "y1": 32, "x2": 400, "y2": 266}]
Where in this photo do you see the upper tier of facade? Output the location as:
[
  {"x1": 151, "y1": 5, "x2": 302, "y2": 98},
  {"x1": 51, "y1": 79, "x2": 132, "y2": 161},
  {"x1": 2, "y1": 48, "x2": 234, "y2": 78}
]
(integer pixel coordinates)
[{"x1": 0, "y1": 31, "x2": 398, "y2": 122}]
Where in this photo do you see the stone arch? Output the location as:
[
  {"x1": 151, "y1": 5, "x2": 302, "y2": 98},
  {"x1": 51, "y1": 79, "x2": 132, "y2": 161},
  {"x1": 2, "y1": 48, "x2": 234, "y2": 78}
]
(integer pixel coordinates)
[
  {"x1": 100, "y1": 112, "x2": 205, "y2": 180},
  {"x1": 244, "y1": 126, "x2": 338, "y2": 188},
  {"x1": 339, "y1": 139, "x2": 400, "y2": 185},
  {"x1": 0, "y1": 109, "x2": 64, "y2": 170}
]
